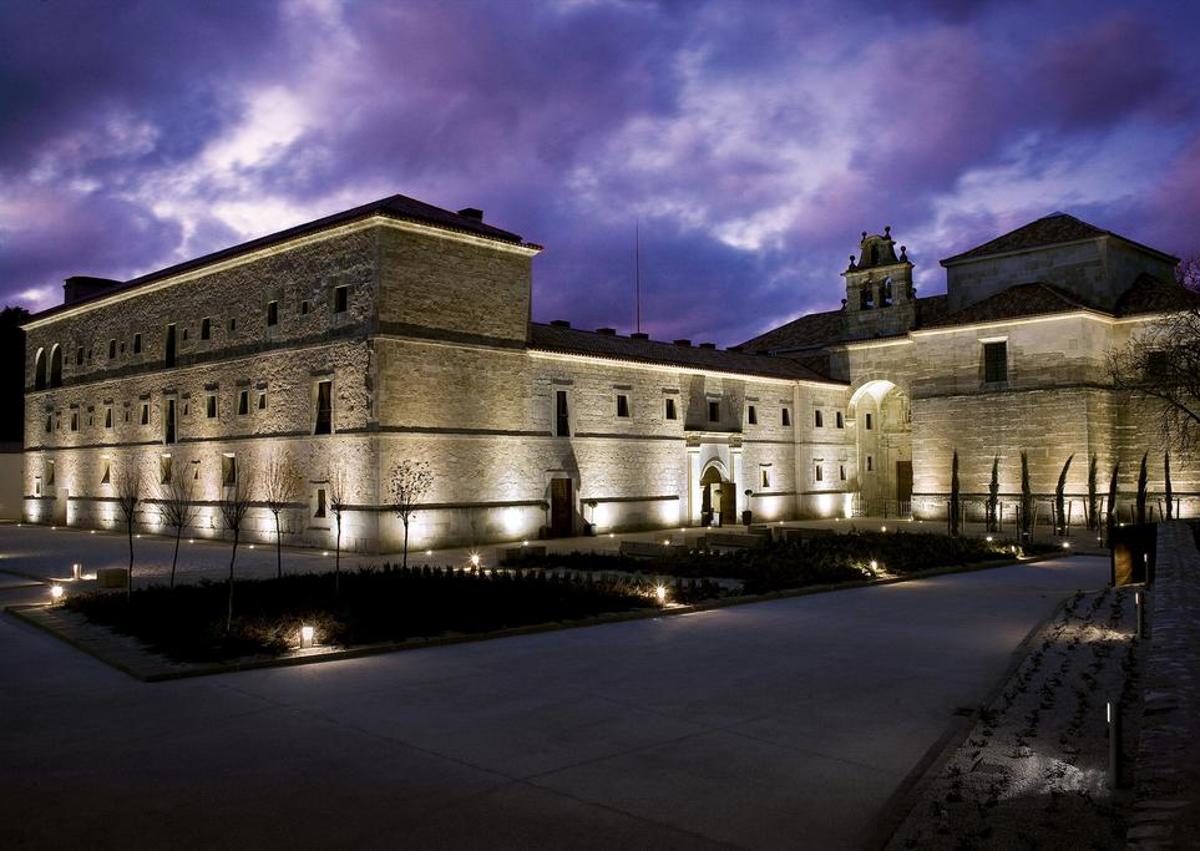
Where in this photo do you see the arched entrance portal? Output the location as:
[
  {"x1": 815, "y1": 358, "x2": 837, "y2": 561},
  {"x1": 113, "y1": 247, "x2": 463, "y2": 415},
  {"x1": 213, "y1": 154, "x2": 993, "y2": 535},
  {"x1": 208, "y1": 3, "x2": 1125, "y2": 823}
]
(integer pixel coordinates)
[
  {"x1": 699, "y1": 462, "x2": 736, "y2": 526},
  {"x1": 850, "y1": 379, "x2": 912, "y2": 516}
]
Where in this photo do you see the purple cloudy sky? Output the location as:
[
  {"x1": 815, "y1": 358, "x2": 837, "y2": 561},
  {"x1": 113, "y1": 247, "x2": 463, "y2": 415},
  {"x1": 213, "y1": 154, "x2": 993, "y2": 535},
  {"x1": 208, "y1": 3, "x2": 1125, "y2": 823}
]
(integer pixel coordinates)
[{"x1": 2, "y1": 0, "x2": 1199, "y2": 345}]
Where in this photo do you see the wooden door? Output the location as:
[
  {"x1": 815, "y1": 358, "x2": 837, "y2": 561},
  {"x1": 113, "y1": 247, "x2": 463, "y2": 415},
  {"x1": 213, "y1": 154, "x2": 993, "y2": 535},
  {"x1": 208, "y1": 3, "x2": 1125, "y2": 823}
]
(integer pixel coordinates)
[
  {"x1": 719, "y1": 484, "x2": 736, "y2": 526},
  {"x1": 550, "y1": 478, "x2": 573, "y2": 537},
  {"x1": 895, "y1": 461, "x2": 913, "y2": 503}
]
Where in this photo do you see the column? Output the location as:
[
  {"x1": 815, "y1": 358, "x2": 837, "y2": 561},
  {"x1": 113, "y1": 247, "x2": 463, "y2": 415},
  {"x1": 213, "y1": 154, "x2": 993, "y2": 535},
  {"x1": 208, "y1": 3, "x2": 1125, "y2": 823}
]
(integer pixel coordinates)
[
  {"x1": 687, "y1": 444, "x2": 702, "y2": 526},
  {"x1": 730, "y1": 444, "x2": 744, "y2": 517}
]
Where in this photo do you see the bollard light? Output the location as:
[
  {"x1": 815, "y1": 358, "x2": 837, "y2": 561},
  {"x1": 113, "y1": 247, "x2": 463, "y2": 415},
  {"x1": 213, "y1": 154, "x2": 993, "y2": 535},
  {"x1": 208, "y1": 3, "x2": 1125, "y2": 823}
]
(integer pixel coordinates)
[
  {"x1": 1062, "y1": 541, "x2": 1071, "y2": 550},
  {"x1": 470, "y1": 553, "x2": 481, "y2": 567},
  {"x1": 425, "y1": 549, "x2": 432, "y2": 556},
  {"x1": 608, "y1": 533, "x2": 614, "y2": 538},
  {"x1": 655, "y1": 585, "x2": 667, "y2": 605},
  {"x1": 986, "y1": 535, "x2": 993, "y2": 543},
  {"x1": 522, "y1": 540, "x2": 529, "y2": 547},
  {"x1": 90, "y1": 530, "x2": 96, "y2": 535},
  {"x1": 299, "y1": 625, "x2": 315, "y2": 648},
  {"x1": 189, "y1": 538, "x2": 195, "y2": 544},
  {"x1": 662, "y1": 539, "x2": 670, "y2": 546},
  {"x1": 1135, "y1": 590, "x2": 1145, "y2": 639},
  {"x1": 49, "y1": 584, "x2": 65, "y2": 602},
  {"x1": 869, "y1": 560, "x2": 879, "y2": 572},
  {"x1": 72, "y1": 563, "x2": 82, "y2": 581},
  {"x1": 881, "y1": 525, "x2": 887, "y2": 533}
]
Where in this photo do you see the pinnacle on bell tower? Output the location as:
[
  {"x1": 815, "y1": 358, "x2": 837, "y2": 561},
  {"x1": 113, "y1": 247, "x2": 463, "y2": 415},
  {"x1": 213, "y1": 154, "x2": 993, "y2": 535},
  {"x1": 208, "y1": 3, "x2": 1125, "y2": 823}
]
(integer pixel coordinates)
[{"x1": 840, "y1": 226, "x2": 917, "y2": 339}]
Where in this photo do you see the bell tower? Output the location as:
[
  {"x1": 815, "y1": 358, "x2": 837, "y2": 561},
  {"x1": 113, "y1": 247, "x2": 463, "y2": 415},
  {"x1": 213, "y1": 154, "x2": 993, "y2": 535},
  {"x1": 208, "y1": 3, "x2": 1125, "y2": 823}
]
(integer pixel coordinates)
[{"x1": 841, "y1": 226, "x2": 917, "y2": 339}]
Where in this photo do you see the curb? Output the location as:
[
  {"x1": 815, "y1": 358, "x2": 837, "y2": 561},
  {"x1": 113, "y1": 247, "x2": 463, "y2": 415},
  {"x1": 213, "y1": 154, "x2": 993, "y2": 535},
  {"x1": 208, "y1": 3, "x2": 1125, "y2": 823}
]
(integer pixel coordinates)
[{"x1": 5, "y1": 553, "x2": 1072, "y2": 683}]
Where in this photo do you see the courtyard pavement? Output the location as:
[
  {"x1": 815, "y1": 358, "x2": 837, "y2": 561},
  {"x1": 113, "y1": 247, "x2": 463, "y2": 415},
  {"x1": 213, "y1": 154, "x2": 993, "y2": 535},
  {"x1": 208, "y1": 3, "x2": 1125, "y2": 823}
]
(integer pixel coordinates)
[{"x1": 0, "y1": 523, "x2": 1108, "y2": 850}]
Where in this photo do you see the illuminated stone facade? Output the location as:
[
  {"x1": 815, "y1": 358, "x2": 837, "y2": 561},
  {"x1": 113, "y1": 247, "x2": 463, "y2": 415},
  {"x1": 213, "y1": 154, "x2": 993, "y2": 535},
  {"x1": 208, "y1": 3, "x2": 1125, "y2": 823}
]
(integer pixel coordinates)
[{"x1": 21, "y1": 200, "x2": 1198, "y2": 552}]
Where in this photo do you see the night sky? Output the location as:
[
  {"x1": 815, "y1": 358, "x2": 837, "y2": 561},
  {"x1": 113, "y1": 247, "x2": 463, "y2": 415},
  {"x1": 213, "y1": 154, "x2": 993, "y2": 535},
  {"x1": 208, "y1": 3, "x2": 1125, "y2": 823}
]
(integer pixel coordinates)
[{"x1": 2, "y1": 0, "x2": 1199, "y2": 345}]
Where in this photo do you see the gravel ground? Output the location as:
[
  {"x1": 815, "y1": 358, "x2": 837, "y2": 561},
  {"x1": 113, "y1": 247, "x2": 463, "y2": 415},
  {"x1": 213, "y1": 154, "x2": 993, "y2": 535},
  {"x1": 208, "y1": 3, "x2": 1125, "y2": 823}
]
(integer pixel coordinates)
[{"x1": 889, "y1": 585, "x2": 1141, "y2": 850}]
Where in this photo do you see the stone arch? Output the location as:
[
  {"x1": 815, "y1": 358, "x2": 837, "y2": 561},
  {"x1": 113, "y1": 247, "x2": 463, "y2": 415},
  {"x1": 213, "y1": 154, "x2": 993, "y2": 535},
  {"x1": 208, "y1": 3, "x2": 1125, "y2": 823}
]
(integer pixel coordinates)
[
  {"x1": 33, "y1": 347, "x2": 47, "y2": 390},
  {"x1": 49, "y1": 344, "x2": 63, "y2": 388},
  {"x1": 848, "y1": 378, "x2": 912, "y2": 516},
  {"x1": 699, "y1": 458, "x2": 735, "y2": 526}
]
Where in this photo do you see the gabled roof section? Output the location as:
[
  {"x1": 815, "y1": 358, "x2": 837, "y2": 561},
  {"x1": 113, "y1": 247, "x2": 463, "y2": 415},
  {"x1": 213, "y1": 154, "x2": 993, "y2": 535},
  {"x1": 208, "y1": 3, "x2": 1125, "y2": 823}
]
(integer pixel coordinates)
[
  {"x1": 528, "y1": 323, "x2": 840, "y2": 383},
  {"x1": 922, "y1": 282, "x2": 1094, "y2": 328},
  {"x1": 940, "y1": 212, "x2": 1178, "y2": 266},
  {"x1": 1114, "y1": 273, "x2": 1200, "y2": 316},
  {"x1": 27, "y1": 193, "x2": 537, "y2": 323},
  {"x1": 739, "y1": 294, "x2": 950, "y2": 353}
]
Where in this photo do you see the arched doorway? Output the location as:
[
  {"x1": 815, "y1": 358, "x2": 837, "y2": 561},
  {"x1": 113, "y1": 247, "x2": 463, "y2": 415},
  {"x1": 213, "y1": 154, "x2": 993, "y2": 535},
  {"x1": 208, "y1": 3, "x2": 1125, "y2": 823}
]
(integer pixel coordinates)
[
  {"x1": 699, "y1": 462, "x2": 735, "y2": 526},
  {"x1": 849, "y1": 379, "x2": 912, "y2": 516}
]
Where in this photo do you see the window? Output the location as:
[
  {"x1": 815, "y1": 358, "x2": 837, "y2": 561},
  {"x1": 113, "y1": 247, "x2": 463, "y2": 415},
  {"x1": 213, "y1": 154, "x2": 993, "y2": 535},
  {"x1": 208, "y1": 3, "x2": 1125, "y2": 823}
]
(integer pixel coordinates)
[
  {"x1": 228, "y1": 317, "x2": 237, "y2": 333},
  {"x1": 747, "y1": 405, "x2": 757, "y2": 425},
  {"x1": 314, "y1": 488, "x2": 327, "y2": 519},
  {"x1": 300, "y1": 300, "x2": 311, "y2": 316},
  {"x1": 266, "y1": 301, "x2": 279, "y2": 327},
  {"x1": 222, "y1": 454, "x2": 237, "y2": 486},
  {"x1": 839, "y1": 464, "x2": 847, "y2": 481},
  {"x1": 238, "y1": 389, "x2": 249, "y2": 415},
  {"x1": 865, "y1": 412, "x2": 873, "y2": 430},
  {"x1": 334, "y1": 286, "x2": 349, "y2": 313},
  {"x1": 164, "y1": 399, "x2": 176, "y2": 444},
  {"x1": 182, "y1": 328, "x2": 188, "y2": 341},
  {"x1": 258, "y1": 392, "x2": 267, "y2": 410},
  {"x1": 782, "y1": 407, "x2": 791, "y2": 427},
  {"x1": 160, "y1": 455, "x2": 172, "y2": 484},
  {"x1": 315, "y1": 380, "x2": 333, "y2": 434},
  {"x1": 140, "y1": 403, "x2": 149, "y2": 426},
  {"x1": 76, "y1": 347, "x2": 83, "y2": 366},
  {"x1": 47, "y1": 461, "x2": 55, "y2": 486},
  {"x1": 707, "y1": 400, "x2": 720, "y2": 423},
  {"x1": 665, "y1": 398, "x2": 678, "y2": 420},
  {"x1": 761, "y1": 468, "x2": 770, "y2": 488},
  {"x1": 815, "y1": 410, "x2": 823, "y2": 428},
  {"x1": 616, "y1": 394, "x2": 630, "y2": 418},
  {"x1": 124, "y1": 408, "x2": 129, "y2": 423},
  {"x1": 555, "y1": 390, "x2": 569, "y2": 437},
  {"x1": 108, "y1": 339, "x2": 117, "y2": 359},
  {"x1": 866, "y1": 455, "x2": 874, "y2": 472},
  {"x1": 183, "y1": 402, "x2": 189, "y2": 416},
  {"x1": 206, "y1": 395, "x2": 217, "y2": 418},
  {"x1": 200, "y1": 318, "x2": 212, "y2": 340},
  {"x1": 101, "y1": 462, "x2": 111, "y2": 485},
  {"x1": 70, "y1": 412, "x2": 78, "y2": 432},
  {"x1": 814, "y1": 463, "x2": 824, "y2": 483},
  {"x1": 133, "y1": 333, "x2": 142, "y2": 355},
  {"x1": 836, "y1": 411, "x2": 844, "y2": 429},
  {"x1": 44, "y1": 415, "x2": 51, "y2": 433},
  {"x1": 104, "y1": 407, "x2": 112, "y2": 429},
  {"x1": 164, "y1": 324, "x2": 176, "y2": 368},
  {"x1": 87, "y1": 410, "x2": 94, "y2": 427},
  {"x1": 983, "y1": 341, "x2": 1008, "y2": 383}
]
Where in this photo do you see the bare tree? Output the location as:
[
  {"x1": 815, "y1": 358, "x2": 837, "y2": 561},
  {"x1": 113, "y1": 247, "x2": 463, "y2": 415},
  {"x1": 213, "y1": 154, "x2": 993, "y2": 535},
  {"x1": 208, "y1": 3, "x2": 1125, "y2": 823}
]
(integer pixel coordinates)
[
  {"x1": 1108, "y1": 270, "x2": 1200, "y2": 453},
  {"x1": 388, "y1": 460, "x2": 433, "y2": 571},
  {"x1": 220, "y1": 461, "x2": 255, "y2": 633},
  {"x1": 158, "y1": 459, "x2": 197, "y2": 589},
  {"x1": 262, "y1": 450, "x2": 304, "y2": 580},
  {"x1": 113, "y1": 460, "x2": 141, "y2": 604},
  {"x1": 327, "y1": 467, "x2": 348, "y2": 595}
]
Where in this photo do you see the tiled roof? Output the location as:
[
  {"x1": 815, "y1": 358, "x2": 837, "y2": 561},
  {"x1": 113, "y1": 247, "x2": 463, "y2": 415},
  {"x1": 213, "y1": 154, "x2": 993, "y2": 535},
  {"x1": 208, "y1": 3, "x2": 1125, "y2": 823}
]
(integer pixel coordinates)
[
  {"x1": 528, "y1": 323, "x2": 839, "y2": 383},
  {"x1": 1114, "y1": 273, "x2": 1200, "y2": 316},
  {"x1": 29, "y1": 193, "x2": 534, "y2": 321},
  {"x1": 940, "y1": 212, "x2": 1177, "y2": 265},
  {"x1": 923, "y1": 282, "x2": 1092, "y2": 328},
  {"x1": 738, "y1": 294, "x2": 950, "y2": 353}
]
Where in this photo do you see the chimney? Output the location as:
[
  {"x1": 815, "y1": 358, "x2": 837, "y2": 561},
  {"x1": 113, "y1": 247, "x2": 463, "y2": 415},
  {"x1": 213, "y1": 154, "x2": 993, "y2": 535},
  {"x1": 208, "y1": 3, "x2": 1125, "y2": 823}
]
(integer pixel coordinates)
[
  {"x1": 595, "y1": 327, "x2": 616, "y2": 335},
  {"x1": 457, "y1": 207, "x2": 484, "y2": 221},
  {"x1": 550, "y1": 319, "x2": 571, "y2": 328},
  {"x1": 63, "y1": 276, "x2": 121, "y2": 305},
  {"x1": 673, "y1": 339, "x2": 691, "y2": 347},
  {"x1": 698, "y1": 342, "x2": 716, "y2": 349},
  {"x1": 630, "y1": 332, "x2": 649, "y2": 340}
]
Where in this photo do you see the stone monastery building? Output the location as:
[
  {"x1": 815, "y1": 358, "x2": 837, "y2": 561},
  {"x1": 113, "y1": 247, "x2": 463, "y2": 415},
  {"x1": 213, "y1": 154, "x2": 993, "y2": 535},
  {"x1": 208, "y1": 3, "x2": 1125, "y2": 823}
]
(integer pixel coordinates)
[{"x1": 21, "y1": 194, "x2": 1198, "y2": 552}]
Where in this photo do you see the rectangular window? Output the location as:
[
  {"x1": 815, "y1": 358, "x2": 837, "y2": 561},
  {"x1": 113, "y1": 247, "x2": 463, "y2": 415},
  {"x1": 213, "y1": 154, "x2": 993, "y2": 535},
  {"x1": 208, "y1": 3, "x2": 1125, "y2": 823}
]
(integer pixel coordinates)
[
  {"x1": 70, "y1": 412, "x2": 79, "y2": 432},
  {"x1": 76, "y1": 347, "x2": 83, "y2": 366},
  {"x1": 555, "y1": 390, "x2": 569, "y2": 437},
  {"x1": 238, "y1": 389, "x2": 249, "y2": 415},
  {"x1": 133, "y1": 333, "x2": 142, "y2": 355},
  {"x1": 865, "y1": 412, "x2": 873, "y2": 430},
  {"x1": 140, "y1": 403, "x2": 149, "y2": 425},
  {"x1": 815, "y1": 410, "x2": 823, "y2": 428},
  {"x1": 164, "y1": 324, "x2": 176, "y2": 368},
  {"x1": 867, "y1": 455, "x2": 874, "y2": 472},
  {"x1": 108, "y1": 339, "x2": 117, "y2": 359},
  {"x1": 300, "y1": 300, "x2": 311, "y2": 316},
  {"x1": 315, "y1": 380, "x2": 333, "y2": 434},
  {"x1": 101, "y1": 462, "x2": 110, "y2": 485},
  {"x1": 665, "y1": 398, "x2": 677, "y2": 420},
  {"x1": 228, "y1": 317, "x2": 237, "y2": 333},
  {"x1": 747, "y1": 404, "x2": 757, "y2": 425},
  {"x1": 314, "y1": 488, "x2": 327, "y2": 519},
  {"x1": 104, "y1": 407, "x2": 112, "y2": 429},
  {"x1": 761, "y1": 469, "x2": 770, "y2": 488},
  {"x1": 160, "y1": 455, "x2": 172, "y2": 484},
  {"x1": 47, "y1": 461, "x2": 55, "y2": 486},
  {"x1": 258, "y1": 392, "x2": 267, "y2": 410},
  {"x1": 201, "y1": 318, "x2": 211, "y2": 340},
  {"x1": 814, "y1": 463, "x2": 824, "y2": 483},
  {"x1": 983, "y1": 341, "x2": 1008, "y2": 383},
  {"x1": 206, "y1": 394, "x2": 217, "y2": 418},
  {"x1": 707, "y1": 400, "x2": 720, "y2": 422},
  {"x1": 44, "y1": 415, "x2": 51, "y2": 433},
  {"x1": 616, "y1": 394, "x2": 630, "y2": 418},
  {"x1": 782, "y1": 407, "x2": 791, "y2": 427},
  {"x1": 334, "y1": 286, "x2": 349, "y2": 313},
  {"x1": 222, "y1": 454, "x2": 237, "y2": 486},
  {"x1": 839, "y1": 464, "x2": 847, "y2": 481},
  {"x1": 164, "y1": 399, "x2": 176, "y2": 444},
  {"x1": 266, "y1": 300, "x2": 279, "y2": 327},
  {"x1": 836, "y1": 411, "x2": 844, "y2": 429}
]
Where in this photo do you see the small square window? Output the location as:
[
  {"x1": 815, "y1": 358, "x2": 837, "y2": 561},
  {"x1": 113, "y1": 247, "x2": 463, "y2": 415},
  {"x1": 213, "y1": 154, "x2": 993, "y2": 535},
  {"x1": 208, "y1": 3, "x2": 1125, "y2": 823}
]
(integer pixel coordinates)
[
  {"x1": 238, "y1": 389, "x2": 249, "y2": 415},
  {"x1": 782, "y1": 407, "x2": 791, "y2": 427},
  {"x1": 616, "y1": 394, "x2": 630, "y2": 418},
  {"x1": 747, "y1": 405, "x2": 757, "y2": 425},
  {"x1": 266, "y1": 301, "x2": 278, "y2": 327},
  {"x1": 133, "y1": 333, "x2": 142, "y2": 354},
  {"x1": 707, "y1": 400, "x2": 720, "y2": 423},
  {"x1": 334, "y1": 286, "x2": 349, "y2": 313},
  {"x1": 200, "y1": 318, "x2": 211, "y2": 340},
  {"x1": 300, "y1": 300, "x2": 311, "y2": 316},
  {"x1": 836, "y1": 411, "x2": 844, "y2": 429},
  {"x1": 206, "y1": 395, "x2": 217, "y2": 418},
  {"x1": 665, "y1": 398, "x2": 677, "y2": 420}
]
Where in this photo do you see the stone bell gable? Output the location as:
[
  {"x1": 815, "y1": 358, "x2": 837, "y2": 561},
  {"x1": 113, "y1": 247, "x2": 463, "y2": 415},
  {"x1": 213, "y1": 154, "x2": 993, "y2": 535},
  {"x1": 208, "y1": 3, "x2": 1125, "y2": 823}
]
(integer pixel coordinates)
[{"x1": 840, "y1": 226, "x2": 918, "y2": 341}]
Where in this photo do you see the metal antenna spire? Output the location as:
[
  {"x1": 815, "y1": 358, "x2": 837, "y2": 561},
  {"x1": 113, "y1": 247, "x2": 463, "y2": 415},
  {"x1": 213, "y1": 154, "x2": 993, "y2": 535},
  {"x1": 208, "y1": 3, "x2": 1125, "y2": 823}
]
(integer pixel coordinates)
[{"x1": 635, "y1": 218, "x2": 641, "y2": 334}]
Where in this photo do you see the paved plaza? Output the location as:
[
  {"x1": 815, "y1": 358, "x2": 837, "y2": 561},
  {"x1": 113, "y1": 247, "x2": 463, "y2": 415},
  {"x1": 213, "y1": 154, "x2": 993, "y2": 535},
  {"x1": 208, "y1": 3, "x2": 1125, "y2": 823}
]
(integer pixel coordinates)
[{"x1": 0, "y1": 521, "x2": 1108, "y2": 850}]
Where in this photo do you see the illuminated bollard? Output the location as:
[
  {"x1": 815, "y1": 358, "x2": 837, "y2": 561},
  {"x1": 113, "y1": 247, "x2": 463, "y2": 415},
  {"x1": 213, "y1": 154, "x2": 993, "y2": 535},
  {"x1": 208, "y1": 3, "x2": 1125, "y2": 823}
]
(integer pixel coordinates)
[
  {"x1": 72, "y1": 563, "x2": 82, "y2": 581},
  {"x1": 1107, "y1": 699, "x2": 1123, "y2": 789},
  {"x1": 1135, "y1": 590, "x2": 1145, "y2": 640}
]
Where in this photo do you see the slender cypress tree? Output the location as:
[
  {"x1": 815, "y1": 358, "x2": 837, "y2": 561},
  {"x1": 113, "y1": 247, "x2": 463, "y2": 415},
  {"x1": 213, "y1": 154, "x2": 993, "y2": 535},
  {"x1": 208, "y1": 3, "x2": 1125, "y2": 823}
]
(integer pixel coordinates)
[
  {"x1": 1086, "y1": 454, "x2": 1098, "y2": 532},
  {"x1": 1136, "y1": 451, "x2": 1149, "y2": 525},
  {"x1": 1020, "y1": 451, "x2": 1033, "y2": 541},
  {"x1": 1105, "y1": 461, "x2": 1120, "y2": 547},
  {"x1": 987, "y1": 455, "x2": 1000, "y2": 533},
  {"x1": 1164, "y1": 451, "x2": 1174, "y2": 521},
  {"x1": 1055, "y1": 454, "x2": 1074, "y2": 536},
  {"x1": 949, "y1": 450, "x2": 961, "y2": 535}
]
